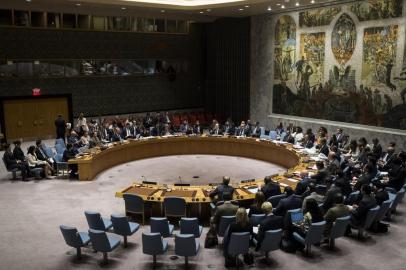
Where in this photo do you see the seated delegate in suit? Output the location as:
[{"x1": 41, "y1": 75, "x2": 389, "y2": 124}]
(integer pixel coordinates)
[
  {"x1": 295, "y1": 172, "x2": 312, "y2": 197},
  {"x1": 212, "y1": 200, "x2": 239, "y2": 229},
  {"x1": 317, "y1": 137, "x2": 330, "y2": 157},
  {"x1": 248, "y1": 191, "x2": 266, "y2": 217},
  {"x1": 302, "y1": 182, "x2": 325, "y2": 210},
  {"x1": 311, "y1": 161, "x2": 330, "y2": 185},
  {"x1": 193, "y1": 120, "x2": 202, "y2": 135},
  {"x1": 62, "y1": 143, "x2": 79, "y2": 179},
  {"x1": 110, "y1": 128, "x2": 122, "y2": 142},
  {"x1": 13, "y1": 140, "x2": 26, "y2": 162},
  {"x1": 235, "y1": 121, "x2": 249, "y2": 137},
  {"x1": 301, "y1": 134, "x2": 314, "y2": 149},
  {"x1": 384, "y1": 153, "x2": 406, "y2": 191},
  {"x1": 123, "y1": 122, "x2": 135, "y2": 139},
  {"x1": 250, "y1": 122, "x2": 261, "y2": 138},
  {"x1": 353, "y1": 163, "x2": 375, "y2": 191},
  {"x1": 223, "y1": 208, "x2": 253, "y2": 268},
  {"x1": 255, "y1": 202, "x2": 283, "y2": 251},
  {"x1": 323, "y1": 193, "x2": 350, "y2": 237},
  {"x1": 210, "y1": 123, "x2": 223, "y2": 136},
  {"x1": 3, "y1": 143, "x2": 29, "y2": 181},
  {"x1": 179, "y1": 120, "x2": 189, "y2": 134},
  {"x1": 378, "y1": 142, "x2": 396, "y2": 170},
  {"x1": 26, "y1": 145, "x2": 53, "y2": 179},
  {"x1": 161, "y1": 124, "x2": 173, "y2": 136},
  {"x1": 261, "y1": 175, "x2": 282, "y2": 200},
  {"x1": 223, "y1": 121, "x2": 234, "y2": 136},
  {"x1": 273, "y1": 187, "x2": 303, "y2": 217},
  {"x1": 210, "y1": 176, "x2": 235, "y2": 202},
  {"x1": 350, "y1": 184, "x2": 377, "y2": 227}
]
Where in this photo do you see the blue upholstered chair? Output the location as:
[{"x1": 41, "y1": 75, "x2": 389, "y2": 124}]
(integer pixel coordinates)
[
  {"x1": 388, "y1": 188, "x2": 405, "y2": 216},
  {"x1": 375, "y1": 199, "x2": 391, "y2": 223},
  {"x1": 249, "y1": 214, "x2": 266, "y2": 226},
  {"x1": 54, "y1": 153, "x2": 68, "y2": 176},
  {"x1": 279, "y1": 132, "x2": 286, "y2": 141},
  {"x1": 259, "y1": 127, "x2": 265, "y2": 137},
  {"x1": 179, "y1": 218, "x2": 203, "y2": 238},
  {"x1": 123, "y1": 193, "x2": 148, "y2": 225},
  {"x1": 267, "y1": 194, "x2": 286, "y2": 207},
  {"x1": 111, "y1": 214, "x2": 140, "y2": 247},
  {"x1": 84, "y1": 211, "x2": 113, "y2": 231},
  {"x1": 88, "y1": 229, "x2": 121, "y2": 264},
  {"x1": 217, "y1": 216, "x2": 235, "y2": 237},
  {"x1": 55, "y1": 144, "x2": 66, "y2": 155},
  {"x1": 293, "y1": 221, "x2": 326, "y2": 255},
  {"x1": 175, "y1": 234, "x2": 200, "y2": 267},
  {"x1": 2, "y1": 157, "x2": 20, "y2": 180},
  {"x1": 150, "y1": 217, "x2": 174, "y2": 237},
  {"x1": 269, "y1": 131, "x2": 277, "y2": 140},
  {"x1": 345, "y1": 191, "x2": 360, "y2": 205},
  {"x1": 328, "y1": 216, "x2": 351, "y2": 249},
  {"x1": 55, "y1": 138, "x2": 66, "y2": 147},
  {"x1": 227, "y1": 232, "x2": 250, "y2": 267},
  {"x1": 60, "y1": 225, "x2": 90, "y2": 259},
  {"x1": 351, "y1": 206, "x2": 380, "y2": 239},
  {"x1": 44, "y1": 146, "x2": 55, "y2": 159},
  {"x1": 163, "y1": 197, "x2": 187, "y2": 218},
  {"x1": 142, "y1": 232, "x2": 169, "y2": 266},
  {"x1": 253, "y1": 229, "x2": 282, "y2": 263}
]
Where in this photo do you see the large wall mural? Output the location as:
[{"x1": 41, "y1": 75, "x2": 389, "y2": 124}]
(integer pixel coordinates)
[
  {"x1": 271, "y1": 0, "x2": 406, "y2": 129},
  {"x1": 350, "y1": 0, "x2": 403, "y2": 21},
  {"x1": 299, "y1": 7, "x2": 341, "y2": 27},
  {"x1": 274, "y1": 15, "x2": 296, "y2": 82}
]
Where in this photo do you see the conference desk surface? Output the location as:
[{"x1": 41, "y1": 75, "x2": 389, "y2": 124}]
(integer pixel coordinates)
[{"x1": 68, "y1": 136, "x2": 309, "y2": 181}]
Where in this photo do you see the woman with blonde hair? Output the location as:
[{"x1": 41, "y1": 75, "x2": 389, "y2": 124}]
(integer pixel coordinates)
[{"x1": 223, "y1": 207, "x2": 253, "y2": 267}]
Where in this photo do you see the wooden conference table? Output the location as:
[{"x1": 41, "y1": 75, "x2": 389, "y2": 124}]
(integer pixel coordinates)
[{"x1": 69, "y1": 136, "x2": 317, "y2": 212}]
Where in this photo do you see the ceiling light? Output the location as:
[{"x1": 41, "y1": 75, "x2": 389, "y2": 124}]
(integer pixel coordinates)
[
  {"x1": 276, "y1": 3, "x2": 281, "y2": 5},
  {"x1": 75, "y1": 2, "x2": 81, "y2": 6},
  {"x1": 206, "y1": 9, "x2": 211, "y2": 12},
  {"x1": 281, "y1": 5, "x2": 285, "y2": 8},
  {"x1": 238, "y1": 8, "x2": 244, "y2": 11},
  {"x1": 161, "y1": 10, "x2": 165, "y2": 12},
  {"x1": 121, "y1": 7, "x2": 127, "y2": 10},
  {"x1": 199, "y1": 11, "x2": 204, "y2": 14},
  {"x1": 267, "y1": 7, "x2": 272, "y2": 11},
  {"x1": 26, "y1": 0, "x2": 32, "y2": 2},
  {"x1": 311, "y1": 0, "x2": 315, "y2": 3},
  {"x1": 296, "y1": 2, "x2": 300, "y2": 6},
  {"x1": 245, "y1": 5, "x2": 249, "y2": 8}
]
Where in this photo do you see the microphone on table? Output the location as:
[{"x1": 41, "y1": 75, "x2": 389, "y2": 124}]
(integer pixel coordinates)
[
  {"x1": 178, "y1": 176, "x2": 183, "y2": 189},
  {"x1": 141, "y1": 175, "x2": 146, "y2": 184}
]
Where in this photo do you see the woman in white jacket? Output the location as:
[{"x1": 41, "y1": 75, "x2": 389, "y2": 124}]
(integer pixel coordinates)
[{"x1": 27, "y1": 146, "x2": 53, "y2": 179}]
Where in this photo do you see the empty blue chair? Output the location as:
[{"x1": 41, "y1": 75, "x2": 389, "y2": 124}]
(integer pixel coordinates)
[
  {"x1": 279, "y1": 132, "x2": 287, "y2": 141},
  {"x1": 180, "y1": 218, "x2": 203, "y2": 238},
  {"x1": 250, "y1": 214, "x2": 266, "y2": 226},
  {"x1": 150, "y1": 217, "x2": 174, "y2": 237},
  {"x1": 218, "y1": 216, "x2": 235, "y2": 237},
  {"x1": 88, "y1": 229, "x2": 120, "y2": 264},
  {"x1": 269, "y1": 131, "x2": 277, "y2": 140},
  {"x1": 54, "y1": 153, "x2": 68, "y2": 176},
  {"x1": 60, "y1": 225, "x2": 90, "y2": 259},
  {"x1": 142, "y1": 232, "x2": 169, "y2": 266},
  {"x1": 175, "y1": 234, "x2": 200, "y2": 267},
  {"x1": 328, "y1": 216, "x2": 351, "y2": 249},
  {"x1": 227, "y1": 232, "x2": 250, "y2": 267},
  {"x1": 352, "y1": 206, "x2": 380, "y2": 239},
  {"x1": 254, "y1": 229, "x2": 282, "y2": 263},
  {"x1": 55, "y1": 138, "x2": 66, "y2": 147},
  {"x1": 123, "y1": 193, "x2": 148, "y2": 225},
  {"x1": 163, "y1": 197, "x2": 187, "y2": 218},
  {"x1": 389, "y1": 188, "x2": 405, "y2": 215},
  {"x1": 259, "y1": 127, "x2": 265, "y2": 136},
  {"x1": 111, "y1": 214, "x2": 140, "y2": 247},
  {"x1": 44, "y1": 147, "x2": 55, "y2": 159},
  {"x1": 84, "y1": 211, "x2": 113, "y2": 231},
  {"x1": 268, "y1": 194, "x2": 286, "y2": 207},
  {"x1": 293, "y1": 221, "x2": 326, "y2": 255},
  {"x1": 55, "y1": 144, "x2": 66, "y2": 155}
]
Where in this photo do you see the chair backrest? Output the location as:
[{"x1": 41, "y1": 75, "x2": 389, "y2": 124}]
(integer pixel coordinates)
[
  {"x1": 260, "y1": 127, "x2": 265, "y2": 136},
  {"x1": 150, "y1": 217, "x2": 171, "y2": 237},
  {"x1": 260, "y1": 229, "x2": 282, "y2": 252},
  {"x1": 375, "y1": 200, "x2": 391, "y2": 222},
  {"x1": 250, "y1": 214, "x2": 266, "y2": 226},
  {"x1": 364, "y1": 206, "x2": 380, "y2": 229},
  {"x1": 60, "y1": 225, "x2": 82, "y2": 248},
  {"x1": 84, "y1": 211, "x2": 105, "y2": 231},
  {"x1": 123, "y1": 193, "x2": 144, "y2": 213},
  {"x1": 142, "y1": 232, "x2": 164, "y2": 255},
  {"x1": 346, "y1": 191, "x2": 360, "y2": 205},
  {"x1": 88, "y1": 229, "x2": 111, "y2": 252},
  {"x1": 305, "y1": 221, "x2": 326, "y2": 245},
  {"x1": 227, "y1": 232, "x2": 250, "y2": 257},
  {"x1": 280, "y1": 132, "x2": 287, "y2": 141},
  {"x1": 54, "y1": 153, "x2": 63, "y2": 163},
  {"x1": 55, "y1": 144, "x2": 66, "y2": 155},
  {"x1": 315, "y1": 185, "x2": 327, "y2": 195},
  {"x1": 180, "y1": 218, "x2": 200, "y2": 237},
  {"x1": 269, "y1": 131, "x2": 277, "y2": 140},
  {"x1": 164, "y1": 197, "x2": 186, "y2": 217},
  {"x1": 218, "y1": 216, "x2": 235, "y2": 237},
  {"x1": 175, "y1": 234, "x2": 198, "y2": 257},
  {"x1": 55, "y1": 138, "x2": 65, "y2": 147},
  {"x1": 2, "y1": 157, "x2": 8, "y2": 169},
  {"x1": 44, "y1": 147, "x2": 54, "y2": 158},
  {"x1": 111, "y1": 214, "x2": 131, "y2": 235},
  {"x1": 330, "y1": 216, "x2": 351, "y2": 239},
  {"x1": 391, "y1": 189, "x2": 405, "y2": 211},
  {"x1": 268, "y1": 194, "x2": 286, "y2": 207}
]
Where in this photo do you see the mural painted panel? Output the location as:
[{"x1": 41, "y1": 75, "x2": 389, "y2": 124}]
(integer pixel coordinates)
[
  {"x1": 331, "y1": 13, "x2": 357, "y2": 65},
  {"x1": 299, "y1": 7, "x2": 341, "y2": 27},
  {"x1": 274, "y1": 15, "x2": 296, "y2": 82},
  {"x1": 350, "y1": 0, "x2": 403, "y2": 21}
]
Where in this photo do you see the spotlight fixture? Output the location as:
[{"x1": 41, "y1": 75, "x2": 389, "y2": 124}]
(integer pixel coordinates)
[
  {"x1": 206, "y1": 9, "x2": 211, "y2": 12},
  {"x1": 281, "y1": 5, "x2": 285, "y2": 8},
  {"x1": 238, "y1": 8, "x2": 244, "y2": 11},
  {"x1": 267, "y1": 6, "x2": 272, "y2": 11},
  {"x1": 245, "y1": 5, "x2": 250, "y2": 8},
  {"x1": 199, "y1": 11, "x2": 204, "y2": 14},
  {"x1": 161, "y1": 10, "x2": 165, "y2": 13},
  {"x1": 75, "y1": 2, "x2": 81, "y2": 6},
  {"x1": 311, "y1": 0, "x2": 315, "y2": 3},
  {"x1": 296, "y1": 2, "x2": 300, "y2": 6},
  {"x1": 121, "y1": 7, "x2": 127, "y2": 10}
]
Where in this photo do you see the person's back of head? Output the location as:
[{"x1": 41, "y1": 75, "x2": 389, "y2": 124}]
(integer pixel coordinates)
[
  {"x1": 361, "y1": 184, "x2": 372, "y2": 196},
  {"x1": 255, "y1": 191, "x2": 265, "y2": 208},
  {"x1": 316, "y1": 161, "x2": 324, "y2": 170},
  {"x1": 66, "y1": 143, "x2": 73, "y2": 150},
  {"x1": 284, "y1": 186, "x2": 293, "y2": 197},
  {"x1": 261, "y1": 202, "x2": 273, "y2": 215},
  {"x1": 27, "y1": 145, "x2": 36, "y2": 155},
  {"x1": 334, "y1": 193, "x2": 344, "y2": 205},
  {"x1": 222, "y1": 176, "x2": 230, "y2": 186},
  {"x1": 264, "y1": 175, "x2": 272, "y2": 185},
  {"x1": 308, "y1": 182, "x2": 316, "y2": 193},
  {"x1": 235, "y1": 207, "x2": 249, "y2": 227},
  {"x1": 35, "y1": 139, "x2": 42, "y2": 147}
]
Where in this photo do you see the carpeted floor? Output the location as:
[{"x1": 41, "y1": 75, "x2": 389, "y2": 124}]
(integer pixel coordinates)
[{"x1": 0, "y1": 146, "x2": 405, "y2": 270}]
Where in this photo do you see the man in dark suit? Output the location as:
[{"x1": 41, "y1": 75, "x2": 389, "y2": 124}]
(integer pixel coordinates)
[
  {"x1": 324, "y1": 193, "x2": 350, "y2": 237},
  {"x1": 62, "y1": 143, "x2": 78, "y2": 178},
  {"x1": 351, "y1": 184, "x2": 377, "y2": 227},
  {"x1": 273, "y1": 187, "x2": 302, "y2": 217},
  {"x1": 261, "y1": 175, "x2": 282, "y2": 200},
  {"x1": 3, "y1": 143, "x2": 29, "y2": 181},
  {"x1": 223, "y1": 121, "x2": 234, "y2": 135},
  {"x1": 317, "y1": 137, "x2": 330, "y2": 157},
  {"x1": 302, "y1": 134, "x2": 314, "y2": 149},
  {"x1": 210, "y1": 176, "x2": 235, "y2": 202},
  {"x1": 335, "y1": 128, "x2": 344, "y2": 144},
  {"x1": 255, "y1": 202, "x2": 283, "y2": 250},
  {"x1": 371, "y1": 138, "x2": 383, "y2": 160},
  {"x1": 311, "y1": 161, "x2": 330, "y2": 185},
  {"x1": 235, "y1": 121, "x2": 249, "y2": 137},
  {"x1": 123, "y1": 122, "x2": 135, "y2": 139},
  {"x1": 193, "y1": 120, "x2": 202, "y2": 135},
  {"x1": 55, "y1": 114, "x2": 66, "y2": 142},
  {"x1": 212, "y1": 200, "x2": 239, "y2": 228},
  {"x1": 386, "y1": 153, "x2": 406, "y2": 191},
  {"x1": 354, "y1": 163, "x2": 375, "y2": 191},
  {"x1": 210, "y1": 123, "x2": 223, "y2": 136},
  {"x1": 379, "y1": 142, "x2": 396, "y2": 170},
  {"x1": 12, "y1": 140, "x2": 26, "y2": 162}
]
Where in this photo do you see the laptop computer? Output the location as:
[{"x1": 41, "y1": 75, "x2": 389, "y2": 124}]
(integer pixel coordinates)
[{"x1": 291, "y1": 211, "x2": 304, "y2": 226}]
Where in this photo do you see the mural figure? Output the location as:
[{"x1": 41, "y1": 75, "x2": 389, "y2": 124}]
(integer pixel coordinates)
[
  {"x1": 331, "y1": 13, "x2": 357, "y2": 65},
  {"x1": 299, "y1": 32, "x2": 325, "y2": 90},
  {"x1": 350, "y1": 0, "x2": 403, "y2": 21},
  {"x1": 274, "y1": 15, "x2": 296, "y2": 82},
  {"x1": 299, "y1": 7, "x2": 341, "y2": 27}
]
